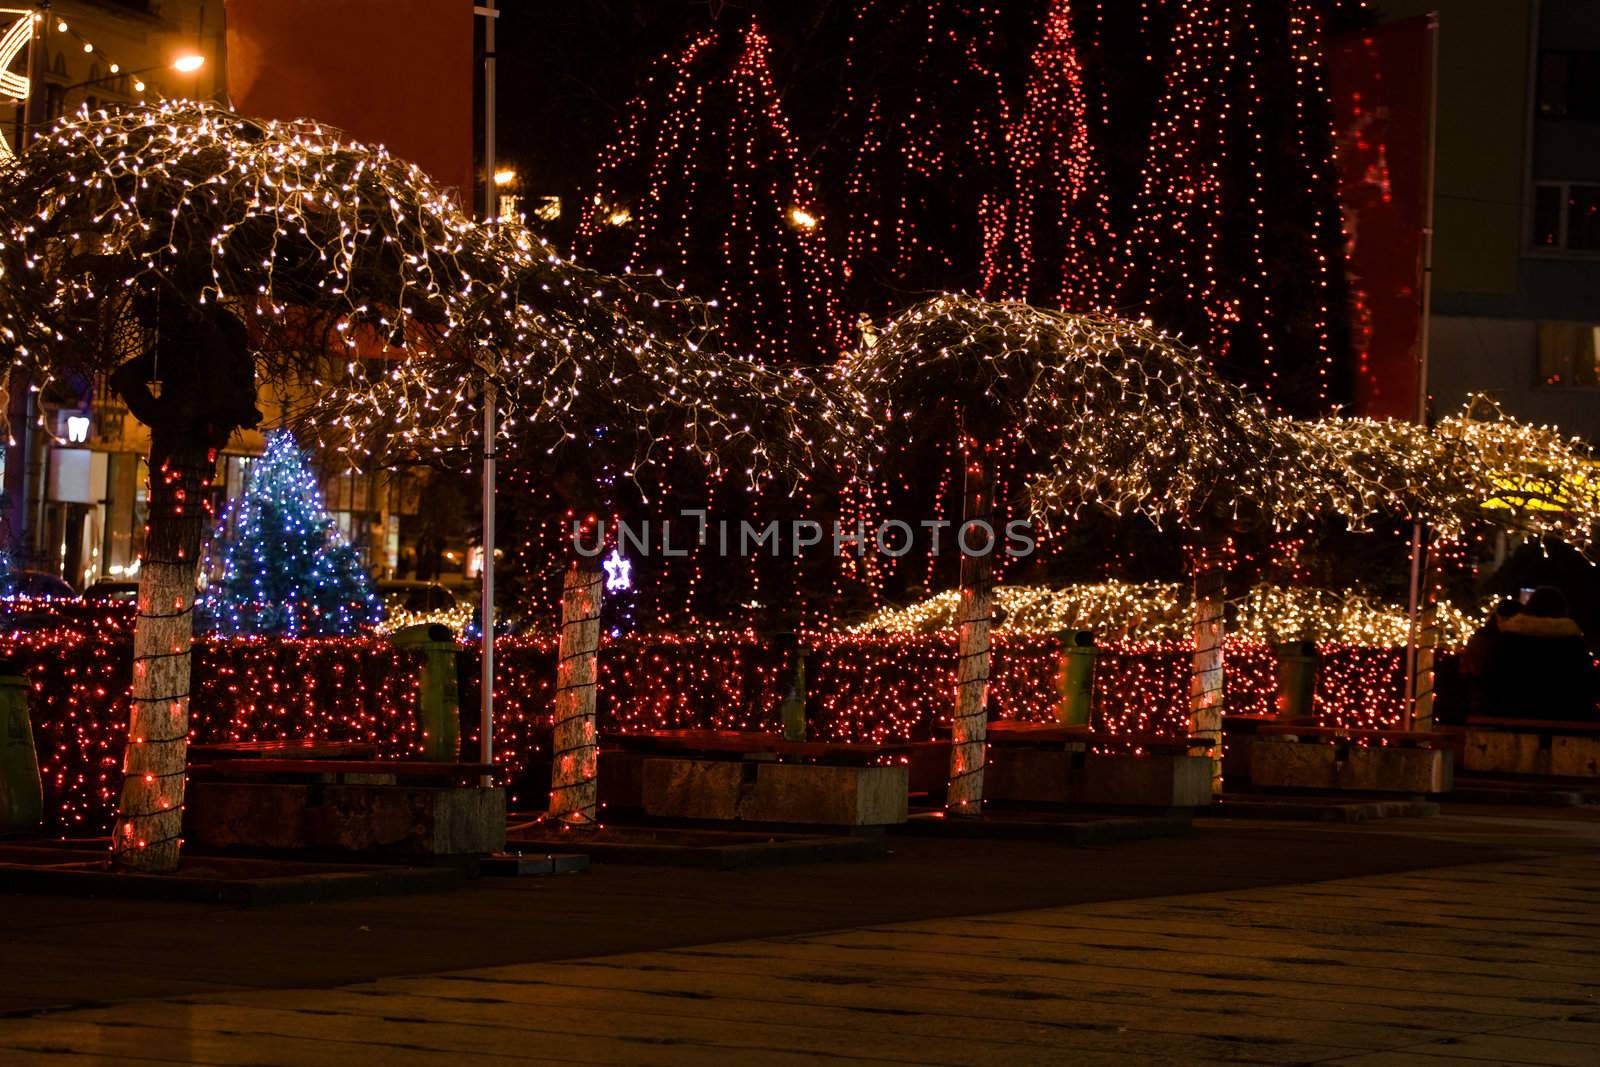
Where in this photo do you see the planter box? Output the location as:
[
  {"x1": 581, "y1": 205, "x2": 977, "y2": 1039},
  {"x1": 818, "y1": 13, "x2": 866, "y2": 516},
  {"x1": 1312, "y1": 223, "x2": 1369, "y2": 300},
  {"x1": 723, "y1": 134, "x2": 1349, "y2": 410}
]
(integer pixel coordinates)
[
  {"x1": 1250, "y1": 738, "x2": 1453, "y2": 794},
  {"x1": 186, "y1": 782, "x2": 506, "y2": 857},
  {"x1": 1462, "y1": 729, "x2": 1600, "y2": 778},
  {"x1": 984, "y1": 749, "x2": 1213, "y2": 809},
  {"x1": 641, "y1": 758, "x2": 908, "y2": 827}
]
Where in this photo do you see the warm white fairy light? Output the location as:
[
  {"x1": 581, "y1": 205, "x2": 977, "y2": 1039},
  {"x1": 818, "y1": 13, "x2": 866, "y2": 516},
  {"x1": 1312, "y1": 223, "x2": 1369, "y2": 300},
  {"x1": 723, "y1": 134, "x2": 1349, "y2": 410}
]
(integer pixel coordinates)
[
  {"x1": 0, "y1": 101, "x2": 864, "y2": 489},
  {"x1": 851, "y1": 298, "x2": 1599, "y2": 543},
  {"x1": 851, "y1": 580, "x2": 1491, "y2": 649}
]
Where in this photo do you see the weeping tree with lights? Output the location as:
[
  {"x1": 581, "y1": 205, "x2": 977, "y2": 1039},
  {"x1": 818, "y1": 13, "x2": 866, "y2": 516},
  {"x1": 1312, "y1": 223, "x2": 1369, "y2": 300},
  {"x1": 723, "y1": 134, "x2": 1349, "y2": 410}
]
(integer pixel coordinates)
[
  {"x1": 847, "y1": 294, "x2": 1312, "y2": 809},
  {"x1": 982, "y1": 0, "x2": 1114, "y2": 311},
  {"x1": 1028, "y1": 393, "x2": 1600, "y2": 756},
  {"x1": 340, "y1": 300, "x2": 865, "y2": 828},
  {"x1": 200, "y1": 430, "x2": 378, "y2": 637},
  {"x1": 0, "y1": 102, "x2": 652, "y2": 870},
  {"x1": 569, "y1": 13, "x2": 857, "y2": 634},
  {"x1": 1271, "y1": 403, "x2": 1600, "y2": 730}
]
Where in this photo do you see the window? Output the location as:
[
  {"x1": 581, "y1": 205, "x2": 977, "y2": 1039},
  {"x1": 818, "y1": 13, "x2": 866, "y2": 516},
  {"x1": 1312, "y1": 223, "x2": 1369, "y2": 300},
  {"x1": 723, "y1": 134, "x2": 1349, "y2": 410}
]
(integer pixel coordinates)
[
  {"x1": 1531, "y1": 182, "x2": 1600, "y2": 252},
  {"x1": 1538, "y1": 50, "x2": 1600, "y2": 121},
  {"x1": 1537, "y1": 322, "x2": 1600, "y2": 389}
]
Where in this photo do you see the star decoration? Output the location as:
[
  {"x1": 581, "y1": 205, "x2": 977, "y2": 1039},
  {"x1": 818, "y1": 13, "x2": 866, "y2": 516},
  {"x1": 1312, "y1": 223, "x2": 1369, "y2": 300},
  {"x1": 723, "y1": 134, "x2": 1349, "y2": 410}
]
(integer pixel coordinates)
[{"x1": 603, "y1": 548, "x2": 632, "y2": 592}]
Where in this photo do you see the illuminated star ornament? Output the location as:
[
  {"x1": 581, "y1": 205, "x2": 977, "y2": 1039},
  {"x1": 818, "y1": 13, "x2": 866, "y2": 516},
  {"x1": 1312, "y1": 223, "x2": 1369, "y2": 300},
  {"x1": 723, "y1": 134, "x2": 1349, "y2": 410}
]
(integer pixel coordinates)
[{"x1": 603, "y1": 548, "x2": 632, "y2": 592}]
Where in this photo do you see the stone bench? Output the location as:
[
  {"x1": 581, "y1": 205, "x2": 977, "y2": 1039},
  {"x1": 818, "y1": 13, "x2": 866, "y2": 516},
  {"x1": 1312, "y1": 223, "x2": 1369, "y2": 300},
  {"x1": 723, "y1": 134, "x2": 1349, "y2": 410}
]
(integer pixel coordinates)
[
  {"x1": 1458, "y1": 717, "x2": 1600, "y2": 778},
  {"x1": 983, "y1": 723, "x2": 1214, "y2": 808},
  {"x1": 623, "y1": 733, "x2": 910, "y2": 828},
  {"x1": 186, "y1": 759, "x2": 505, "y2": 857},
  {"x1": 1250, "y1": 725, "x2": 1453, "y2": 795}
]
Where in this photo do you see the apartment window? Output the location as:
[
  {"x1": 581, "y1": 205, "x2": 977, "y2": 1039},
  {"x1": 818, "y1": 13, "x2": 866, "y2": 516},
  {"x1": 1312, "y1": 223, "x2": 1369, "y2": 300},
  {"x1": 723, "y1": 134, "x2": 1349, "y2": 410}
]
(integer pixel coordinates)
[
  {"x1": 1537, "y1": 322, "x2": 1600, "y2": 389},
  {"x1": 1538, "y1": 50, "x2": 1600, "y2": 121},
  {"x1": 1532, "y1": 181, "x2": 1600, "y2": 252}
]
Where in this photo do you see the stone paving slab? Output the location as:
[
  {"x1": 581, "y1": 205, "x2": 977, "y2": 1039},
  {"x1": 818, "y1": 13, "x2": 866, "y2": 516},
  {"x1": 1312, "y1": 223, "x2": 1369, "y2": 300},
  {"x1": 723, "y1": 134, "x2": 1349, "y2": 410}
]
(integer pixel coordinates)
[{"x1": 3, "y1": 850, "x2": 1597, "y2": 1065}]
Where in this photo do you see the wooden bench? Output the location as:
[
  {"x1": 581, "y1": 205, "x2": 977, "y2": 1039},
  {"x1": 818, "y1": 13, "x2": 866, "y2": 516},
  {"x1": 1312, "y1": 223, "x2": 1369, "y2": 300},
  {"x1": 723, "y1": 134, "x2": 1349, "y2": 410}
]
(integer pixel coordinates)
[
  {"x1": 608, "y1": 729, "x2": 918, "y2": 765},
  {"x1": 196, "y1": 759, "x2": 495, "y2": 786},
  {"x1": 188, "y1": 740, "x2": 378, "y2": 763},
  {"x1": 1457, "y1": 716, "x2": 1600, "y2": 778},
  {"x1": 1255, "y1": 723, "x2": 1453, "y2": 747}
]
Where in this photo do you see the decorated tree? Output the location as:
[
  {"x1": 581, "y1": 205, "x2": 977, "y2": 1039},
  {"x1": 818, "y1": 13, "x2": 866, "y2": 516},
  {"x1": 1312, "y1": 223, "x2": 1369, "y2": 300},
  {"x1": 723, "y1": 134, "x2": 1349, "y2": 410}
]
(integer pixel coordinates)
[
  {"x1": 830, "y1": 0, "x2": 1017, "y2": 309},
  {"x1": 354, "y1": 318, "x2": 864, "y2": 827},
  {"x1": 982, "y1": 0, "x2": 1113, "y2": 311},
  {"x1": 846, "y1": 294, "x2": 1287, "y2": 810},
  {"x1": 201, "y1": 431, "x2": 377, "y2": 637},
  {"x1": 1115, "y1": 0, "x2": 1349, "y2": 413},
  {"x1": 576, "y1": 15, "x2": 845, "y2": 366},
  {"x1": 0, "y1": 102, "x2": 700, "y2": 870}
]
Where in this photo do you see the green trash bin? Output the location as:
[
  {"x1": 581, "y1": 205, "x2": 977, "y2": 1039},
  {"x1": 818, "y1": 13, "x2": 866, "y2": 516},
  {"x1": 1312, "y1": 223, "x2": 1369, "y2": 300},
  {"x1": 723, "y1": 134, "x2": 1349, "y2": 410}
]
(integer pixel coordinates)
[
  {"x1": 1055, "y1": 629, "x2": 1098, "y2": 727},
  {"x1": 0, "y1": 662, "x2": 42, "y2": 834},
  {"x1": 389, "y1": 623, "x2": 462, "y2": 761},
  {"x1": 1272, "y1": 641, "x2": 1319, "y2": 721}
]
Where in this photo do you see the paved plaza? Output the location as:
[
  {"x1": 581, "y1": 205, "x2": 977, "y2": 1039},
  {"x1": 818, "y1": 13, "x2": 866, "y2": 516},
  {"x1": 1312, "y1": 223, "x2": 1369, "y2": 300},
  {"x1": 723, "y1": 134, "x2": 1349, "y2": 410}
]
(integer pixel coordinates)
[{"x1": 3, "y1": 810, "x2": 1598, "y2": 1065}]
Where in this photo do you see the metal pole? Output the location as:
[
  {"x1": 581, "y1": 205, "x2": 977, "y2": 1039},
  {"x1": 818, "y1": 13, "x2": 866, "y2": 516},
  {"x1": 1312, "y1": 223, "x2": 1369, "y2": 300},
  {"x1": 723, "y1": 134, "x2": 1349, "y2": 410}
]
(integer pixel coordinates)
[
  {"x1": 477, "y1": 1, "x2": 498, "y2": 783},
  {"x1": 481, "y1": 1, "x2": 497, "y2": 222},
  {"x1": 1402, "y1": 13, "x2": 1440, "y2": 733},
  {"x1": 480, "y1": 379, "x2": 496, "y2": 781}
]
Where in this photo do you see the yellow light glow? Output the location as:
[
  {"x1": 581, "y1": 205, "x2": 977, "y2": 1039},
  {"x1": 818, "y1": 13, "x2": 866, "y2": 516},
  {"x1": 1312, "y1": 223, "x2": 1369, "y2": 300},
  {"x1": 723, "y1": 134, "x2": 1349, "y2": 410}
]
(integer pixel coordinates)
[
  {"x1": 173, "y1": 54, "x2": 205, "y2": 74},
  {"x1": 787, "y1": 205, "x2": 818, "y2": 231},
  {"x1": 493, "y1": 168, "x2": 517, "y2": 187},
  {"x1": 605, "y1": 206, "x2": 631, "y2": 227}
]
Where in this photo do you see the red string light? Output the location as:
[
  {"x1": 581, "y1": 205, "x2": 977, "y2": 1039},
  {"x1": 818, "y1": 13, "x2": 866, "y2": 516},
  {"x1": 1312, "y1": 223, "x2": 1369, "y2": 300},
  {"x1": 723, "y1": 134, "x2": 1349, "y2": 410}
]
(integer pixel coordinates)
[{"x1": 10, "y1": 607, "x2": 1430, "y2": 836}]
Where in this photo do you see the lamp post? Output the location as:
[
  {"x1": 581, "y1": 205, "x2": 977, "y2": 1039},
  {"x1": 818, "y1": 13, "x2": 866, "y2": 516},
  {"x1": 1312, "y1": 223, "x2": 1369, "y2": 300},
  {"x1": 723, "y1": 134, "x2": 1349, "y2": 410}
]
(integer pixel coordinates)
[{"x1": 476, "y1": 0, "x2": 499, "y2": 786}]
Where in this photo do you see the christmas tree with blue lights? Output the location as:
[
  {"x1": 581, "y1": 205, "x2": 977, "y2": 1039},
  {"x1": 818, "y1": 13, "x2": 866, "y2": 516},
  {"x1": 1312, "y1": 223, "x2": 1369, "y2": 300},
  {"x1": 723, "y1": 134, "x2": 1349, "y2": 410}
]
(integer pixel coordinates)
[{"x1": 201, "y1": 430, "x2": 378, "y2": 636}]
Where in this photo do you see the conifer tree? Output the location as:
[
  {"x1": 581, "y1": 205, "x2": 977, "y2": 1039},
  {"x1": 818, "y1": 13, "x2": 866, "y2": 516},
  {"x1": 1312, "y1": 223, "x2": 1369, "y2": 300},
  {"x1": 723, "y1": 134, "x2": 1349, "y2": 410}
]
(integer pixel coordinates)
[{"x1": 202, "y1": 431, "x2": 378, "y2": 637}]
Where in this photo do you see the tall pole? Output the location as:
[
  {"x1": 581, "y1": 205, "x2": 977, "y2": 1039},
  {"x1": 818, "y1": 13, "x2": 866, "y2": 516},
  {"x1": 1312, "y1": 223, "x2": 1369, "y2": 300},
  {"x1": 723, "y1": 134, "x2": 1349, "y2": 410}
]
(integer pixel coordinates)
[
  {"x1": 477, "y1": 2, "x2": 498, "y2": 781},
  {"x1": 480, "y1": 378, "x2": 496, "y2": 779},
  {"x1": 1402, "y1": 13, "x2": 1440, "y2": 733}
]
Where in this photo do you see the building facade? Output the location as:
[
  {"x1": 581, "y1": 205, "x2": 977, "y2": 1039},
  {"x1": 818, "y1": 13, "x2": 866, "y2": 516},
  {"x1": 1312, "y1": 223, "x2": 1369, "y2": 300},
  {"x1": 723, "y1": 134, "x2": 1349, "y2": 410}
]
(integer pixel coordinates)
[
  {"x1": 1380, "y1": 0, "x2": 1600, "y2": 441},
  {"x1": 2, "y1": 3, "x2": 438, "y2": 589}
]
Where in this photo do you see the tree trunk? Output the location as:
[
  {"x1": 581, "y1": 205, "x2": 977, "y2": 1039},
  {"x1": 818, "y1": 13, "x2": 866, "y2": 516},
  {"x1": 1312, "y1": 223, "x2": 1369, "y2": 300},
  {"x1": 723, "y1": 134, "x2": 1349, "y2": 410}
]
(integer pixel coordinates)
[
  {"x1": 1413, "y1": 601, "x2": 1439, "y2": 732},
  {"x1": 947, "y1": 451, "x2": 992, "y2": 816},
  {"x1": 112, "y1": 441, "x2": 214, "y2": 872},
  {"x1": 549, "y1": 557, "x2": 603, "y2": 826},
  {"x1": 1189, "y1": 542, "x2": 1227, "y2": 795}
]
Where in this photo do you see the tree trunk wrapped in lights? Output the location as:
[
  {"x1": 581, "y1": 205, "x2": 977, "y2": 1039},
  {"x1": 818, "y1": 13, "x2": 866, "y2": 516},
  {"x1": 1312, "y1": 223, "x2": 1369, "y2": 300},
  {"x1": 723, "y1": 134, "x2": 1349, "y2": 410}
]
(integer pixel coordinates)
[
  {"x1": 105, "y1": 301, "x2": 260, "y2": 872},
  {"x1": 1188, "y1": 541, "x2": 1228, "y2": 794},
  {"x1": 947, "y1": 443, "x2": 993, "y2": 815},
  {"x1": 550, "y1": 558, "x2": 603, "y2": 825},
  {"x1": 112, "y1": 444, "x2": 215, "y2": 870}
]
